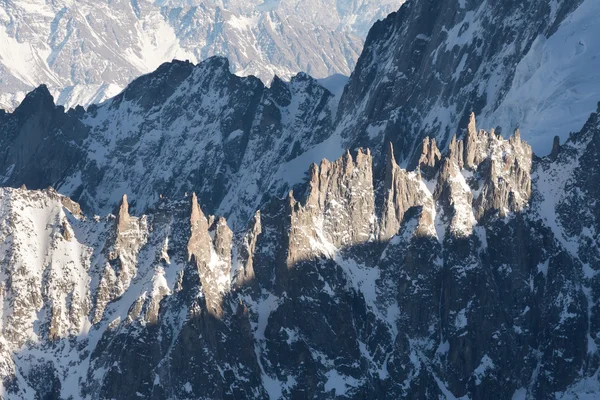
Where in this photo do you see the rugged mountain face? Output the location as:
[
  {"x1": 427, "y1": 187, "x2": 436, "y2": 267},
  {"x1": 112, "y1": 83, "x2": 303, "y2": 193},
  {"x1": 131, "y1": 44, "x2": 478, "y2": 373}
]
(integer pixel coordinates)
[
  {"x1": 0, "y1": 110, "x2": 598, "y2": 399},
  {"x1": 0, "y1": 0, "x2": 402, "y2": 110},
  {"x1": 0, "y1": 56, "x2": 336, "y2": 228},
  {"x1": 1, "y1": 0, "x2": 599, "y2": 398},
  {"x1": 336, "y1": 0, "x2": 600, "y2": 160},
  {"x1": 2, "y1": 0, "x2": 599, "y2": 231}
]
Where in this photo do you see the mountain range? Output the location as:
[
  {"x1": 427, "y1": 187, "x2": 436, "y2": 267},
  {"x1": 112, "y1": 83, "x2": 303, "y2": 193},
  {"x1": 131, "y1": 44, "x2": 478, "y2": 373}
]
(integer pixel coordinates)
[
  {"x1": 0, "y1": 0, "x2": 402, "y2": 110},
  {"x1": 0, "y1": 0, "x2": 599, "y2": 399}
]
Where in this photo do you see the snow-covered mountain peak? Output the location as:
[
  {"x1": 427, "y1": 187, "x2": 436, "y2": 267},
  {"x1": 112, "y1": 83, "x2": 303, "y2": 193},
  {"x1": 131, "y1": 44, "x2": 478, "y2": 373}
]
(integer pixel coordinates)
[
  {"x1": 0, "y1": 0, "x2": 404, "y2": 110},
  {"x1": 335, "y1": 0, "x2": 600, "y2": 159},
  {"x1": 0, "y1": 107, "x2": 599, "y2": 397},
  {"x1": 1, "y1": 0, "x2": 600, "y2": 397}
]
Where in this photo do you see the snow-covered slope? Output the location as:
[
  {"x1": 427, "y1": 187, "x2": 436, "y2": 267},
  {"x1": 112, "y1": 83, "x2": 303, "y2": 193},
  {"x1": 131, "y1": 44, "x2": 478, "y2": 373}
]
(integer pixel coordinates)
[
  {"x1": 335, "y1": 0, "x2": 600, "y2": 160},
  {"x1": 0, "y1": 57, "x2": 337, "y2": 229},
  {"x1": 0, "y1": 0, "x2": 403, "y2": 110},
  {"x1": 0, "y1": 108, "x2": 598, "y2": 398},
  {"x1": 481, "y1": 0, "x2": 600, "y2": 154}
]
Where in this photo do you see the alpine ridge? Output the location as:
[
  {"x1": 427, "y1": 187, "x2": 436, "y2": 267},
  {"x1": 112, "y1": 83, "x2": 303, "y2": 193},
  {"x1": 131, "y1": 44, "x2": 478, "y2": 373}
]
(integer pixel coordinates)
[
  {"x1": 335, "y1": 0, "x2": 600, "y2": 159},
  {"x1": 0, "y1": 0, "x2": 403, "y2": 110},
  {"x1": 2, "y1": 0, "x2": 599, "y2": 228},
  {"x1": 1, "y1": 0, "x2": 600, "y2": 398},
  {"x1": 0, "y1": 57, "x2": 337, "y2": 228},
  {"x1": 0, "y1": 110, "x2": 598, "y2": 398}
]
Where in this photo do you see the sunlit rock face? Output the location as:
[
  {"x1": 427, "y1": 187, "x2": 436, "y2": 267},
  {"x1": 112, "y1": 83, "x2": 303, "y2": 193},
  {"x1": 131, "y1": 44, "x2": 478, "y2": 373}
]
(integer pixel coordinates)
[
  {"x1": 1, "y1": 0, "x2": 600, "y2": 397},
  {"x1": 0, "y1": 108, "x2": 599, "y2": 398}
]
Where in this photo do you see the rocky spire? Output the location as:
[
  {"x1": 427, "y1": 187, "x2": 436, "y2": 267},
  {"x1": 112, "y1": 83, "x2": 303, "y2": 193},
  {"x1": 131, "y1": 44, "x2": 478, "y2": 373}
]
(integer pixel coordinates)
[
  {"x1": 235, "y1": 211, "x2": 262, "y2": 289},
  {"x1": 472, "y1": 128, "x2": 532, "y2": 219},
  {"x1": 550, "y1": 135, "x2": 561, "y2": 159},
  {"x1": 211, "y1": 217, "x2": 233, "y2": 266},
  {"x1": 116, "y1": 194, "x2": 130, "y2": 233},
  {"x1": 380, "y1": 142, "x2": 435, "y2": 240},
  {"x1": 464, "y1": 112, "x2": 478, "y2": 169},
  {"x1": 14, "y1": 84, "x2": 55, "y2": 120},
  {"x1": 188, "y1": 193, "x2": 211, "y2": 265},
  {"x1": 416, "y1": 136, "x2": 442, "y2": 177},
  {"x1": 448, "y1": 134, "x2": 465, "y2": 169},
  {"x1": 435, "y1": 143, "x2": 475, "y2": 237},
  {"x1": 435, "y1": 116, "x2": 533, "y2": 230},
  {"x1": 187, "y1": 193, "x2": 232, "y2": 318},
  {"x1": 93, "y1": 194, "x2": 149, "y2": 324},
  {"x1": 285, "y1": 148, "x2": 376, "y2": 266}
]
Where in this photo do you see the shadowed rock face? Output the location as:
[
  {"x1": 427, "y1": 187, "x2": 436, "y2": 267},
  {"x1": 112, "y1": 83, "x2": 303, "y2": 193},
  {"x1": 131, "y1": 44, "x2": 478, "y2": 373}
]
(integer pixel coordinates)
[
  {"x1": 0, "y1": 57, "x2": 336, "y2": 229},
  {"x1": 0, "y1": 108, "x2": 598, "y2": 399},
  {"x1": 0, "y1": 85, "x2": 88, "y2": 190}
]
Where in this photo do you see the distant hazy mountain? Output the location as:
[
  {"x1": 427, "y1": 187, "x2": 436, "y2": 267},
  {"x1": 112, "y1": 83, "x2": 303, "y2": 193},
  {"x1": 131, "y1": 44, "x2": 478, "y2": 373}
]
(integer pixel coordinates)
[{"x1": 0, "y1": 0, "x2": 403, "y2": 110}]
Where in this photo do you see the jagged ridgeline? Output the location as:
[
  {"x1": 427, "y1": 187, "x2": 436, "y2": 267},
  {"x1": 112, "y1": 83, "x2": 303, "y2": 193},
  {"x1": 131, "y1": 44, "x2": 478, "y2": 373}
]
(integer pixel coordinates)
[
  {"x1": 0, "y1": 0, "x2": 400, "y2": 110},
  {"x1": 0, "y1": 110, "x2": 598, "y2": 398},
  {"x1": 1, "y1": 0, "x2": 600, "y2": 398},
  {"x1": 0, "y1": 57, "x2": 337, "y2": 229}
]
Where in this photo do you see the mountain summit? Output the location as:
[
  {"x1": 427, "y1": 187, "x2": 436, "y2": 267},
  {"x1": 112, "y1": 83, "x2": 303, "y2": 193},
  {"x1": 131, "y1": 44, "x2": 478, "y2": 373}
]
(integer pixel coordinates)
[
  {"x1": 0, "y1": 0, "x2": 599, "y2": 398},
  {"x1": 0, "y1": 0, "x2": 403, "y2": 110}
]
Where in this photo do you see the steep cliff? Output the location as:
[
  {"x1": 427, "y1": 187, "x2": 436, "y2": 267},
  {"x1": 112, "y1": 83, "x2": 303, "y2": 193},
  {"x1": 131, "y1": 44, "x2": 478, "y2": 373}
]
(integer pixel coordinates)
[{"x1": 0, "y1": 111, "x2": 598, "y2": 398}]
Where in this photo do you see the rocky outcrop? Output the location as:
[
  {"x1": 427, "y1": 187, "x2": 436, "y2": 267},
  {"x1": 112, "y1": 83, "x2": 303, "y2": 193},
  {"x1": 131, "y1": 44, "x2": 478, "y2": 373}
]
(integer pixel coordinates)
[
  {"x1": 234, "y1": 211, "x2": 262, "y2": 289},
  {"x1": 287, "y1": 148, "x2": 375, "y2": 266},
  {"x1": 188, "y1": 193, "x2": 233, "y2": 318},
  {"x1": 380, "y1": 142, "x2": 436, "y2": 240},
  {"x1": 435, "y1": 135, "x2": 476, "y2": 236},
  {"x1": 93, "y1": 195, "x2": 149, "y2": 324},
  {"x1": 456, "y1": 113, "x2": 533, "y2": 219},
  {"x1": 434, "y1": 114, "x2": 533, "y2": 237},
  {"x1": 0, "y1": 109, "x2": 599, "y2": 399},
  {"x1": 415, "y1": 136, "x2": 442, "y2": 178}
]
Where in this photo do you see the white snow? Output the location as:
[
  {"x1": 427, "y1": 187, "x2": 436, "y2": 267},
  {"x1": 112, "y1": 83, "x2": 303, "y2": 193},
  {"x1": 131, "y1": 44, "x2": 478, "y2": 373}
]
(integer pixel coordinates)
[
  {"x1": 473, "y1": 355, "x2": 495, "y2": 385},
  {"x1": 244, "y1": 292, "x2": 285, "y2": 400},
  {"x1": 447, "y1": 163, "x2": 477, "y2": 236},
  {"x1": 479, "y1": 0, "x2": 600, "y2": 155},
  {"x1": 555, "y1": 367, "x2": 600, "y2": 399},
  {"x1": 512, "y1": 387, "x2": 527, "y2": 400},
  {"x1": 454, "y1": 307, "x2": 468, "y2": 330},
  {"x1": 537, "y1": 260, "x2": 549, "y2": 277},
  {"x1": 433, "y1": 373, "x2": 469, "y2": 400},
  {"x1": 324, "y1": 369, "x2": 362, "y2": 396}
]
